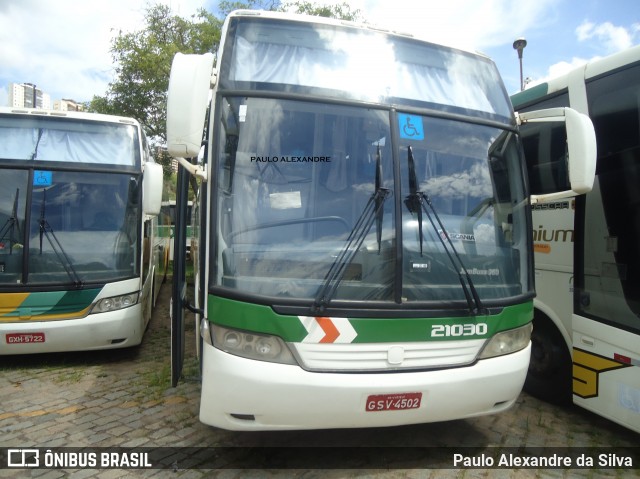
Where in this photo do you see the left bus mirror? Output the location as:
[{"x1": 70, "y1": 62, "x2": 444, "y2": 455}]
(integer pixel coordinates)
[
  {"x1": 517, "y1": 107, "x2": 597, "y2": 204},
  {"x1": 143, "y1": 162, "x2": 163, "y2": 215},
  {"x1": 167, "y1": 52, "x2": 215, "y2": 158}
]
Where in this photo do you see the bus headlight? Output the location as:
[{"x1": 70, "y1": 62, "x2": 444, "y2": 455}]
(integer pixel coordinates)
[
  {"x1": 91, "y1": 293, "x2": 139, "y2": 314},
  {"x1": 479, "y1": 323, "x2": 532, "y2": 359},
  {"x1": 208, "y1": 323, "x2": 297, "y2": 365}
]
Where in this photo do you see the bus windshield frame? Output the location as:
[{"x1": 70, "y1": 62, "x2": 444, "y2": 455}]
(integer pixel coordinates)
[{"x1": 209, "y1": 94, "x2": 533, "y2": 315}]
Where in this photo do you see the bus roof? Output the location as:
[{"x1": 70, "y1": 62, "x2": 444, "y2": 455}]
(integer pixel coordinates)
[
  {"x1": 511, "y1": 44, "x2": 640, "y2": 108},
  {"x1": 0, "y1": 106, "x2": 141, "y2": 128},
  {"x1": 226, "y1": 9, "x2": 488, "y2": 58}
]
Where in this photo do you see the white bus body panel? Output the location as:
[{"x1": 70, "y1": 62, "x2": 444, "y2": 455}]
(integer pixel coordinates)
[
  {"x1": 1, "y1": 304, "x2": 145, "y2": 354},
  {"x1": 572, "y1": 317, "x2": 640, "y2": 434},
  {"x1": 0, "y1": 278, "x2": 146, "y2": 355},
  {"x1": 199, "y1": 342, "x2": 530, "y2": 431}
]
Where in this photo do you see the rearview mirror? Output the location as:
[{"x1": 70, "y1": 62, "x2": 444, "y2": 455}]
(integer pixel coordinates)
[
  {"x1": 166, "y1": 52, "x2": 215, "y2": 159},
  {"x1": 142, "y1": 162, "x2": 163, "y2": 215},
  {"x1": 516, "y1": 107, "x2": 597, "y2": 204}
]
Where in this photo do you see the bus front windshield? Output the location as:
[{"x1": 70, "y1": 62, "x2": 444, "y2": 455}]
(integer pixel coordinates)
[
  {"x1": 0, "y1": 170, "x2": 140, "y2": 286},
  {"x1": 212, "y1": 97, "x2": 532, "y2": 310}
]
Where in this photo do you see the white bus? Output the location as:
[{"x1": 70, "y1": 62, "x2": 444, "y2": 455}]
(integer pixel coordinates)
[
  {"x1": 167, "y1": 10, "x2": 595, "y2": 431},
  {"x1": 511, "y1": 45, "x2": 640, "y2": 433},
  {"x1": 0, "y1": 107, "x2": 164, "y2": 353}
]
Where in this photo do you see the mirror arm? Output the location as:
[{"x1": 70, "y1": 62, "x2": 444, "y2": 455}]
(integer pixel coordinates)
[{"x1": 176, "y1": 157, "x2": 207, "y2": 182}]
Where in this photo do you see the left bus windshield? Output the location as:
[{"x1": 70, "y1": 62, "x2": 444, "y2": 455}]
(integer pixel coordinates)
[{"x1": 0, "y1": 169, "x2": 140, "y2": 286}]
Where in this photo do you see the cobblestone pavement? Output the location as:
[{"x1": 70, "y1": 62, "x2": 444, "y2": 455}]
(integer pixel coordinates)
[{"x1": 1, "y1": 281, "x2": 638, "y2": 479}]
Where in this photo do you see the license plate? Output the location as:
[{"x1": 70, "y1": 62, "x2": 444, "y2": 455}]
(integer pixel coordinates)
[
  {"x1": 6, "y1": 333, "x2": 45, "y2": 344},
  {"x1": 366, "y1": 392, "x2": 422, "y2": 412}
]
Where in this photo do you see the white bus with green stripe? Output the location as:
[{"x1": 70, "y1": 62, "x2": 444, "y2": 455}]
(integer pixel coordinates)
[
  {"x1": 166, "y1": 10, "x2": 596, "y2": 431},
  {"x1": 0, "y1": 108, "x2": 164, "y2": 353},
  {"x1": 511, "y1": 45, "x2": 640, "y2": 434}
]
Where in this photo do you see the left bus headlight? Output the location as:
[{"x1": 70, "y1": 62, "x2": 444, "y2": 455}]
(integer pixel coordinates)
[
  {"x1": 203, "y1": 321, "x2": 297, "y2": 366},
  {"x1": 91, "y1": 293, "x2": 139, "y2": 314},
  {"x1": 479, "y1": 322, "x2": 532, "y2": 359}
]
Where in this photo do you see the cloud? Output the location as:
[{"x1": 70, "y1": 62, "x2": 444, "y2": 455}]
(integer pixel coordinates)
[
  {"x1": 352, "y1": 0, "x2": 558, "y2": 51},
  {"x1": 525, "y1": 20, "x2": 638, "y2": 89},
  {"x1": 0, "y1": 0, "x2": 205, "y2": 104},
  {"x1": 576, "y1": 20, "x2": 638, "y2": 53}
]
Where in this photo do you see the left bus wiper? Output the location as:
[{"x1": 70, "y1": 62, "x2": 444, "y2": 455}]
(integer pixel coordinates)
[
  {"x1": 404, "y1": 146, "x2": 485, "y2": 315},
  {"x1": 312, "y1": 146, "x2": 389, "y2": 313},
  {"x1": 39, "y1": 189, "x2": 83, "y2": 288}
]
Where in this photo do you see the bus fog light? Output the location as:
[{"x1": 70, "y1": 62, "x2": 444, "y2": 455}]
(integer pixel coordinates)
[
  {"x1": 91, "y1": 293, "x2": 139, "y2": 313},
  {"x1": 479, "y1": 323, "x2": 532, "y2": 359},
  {"x1": 211, "y1": 324, "x2": 297, "y2": 365}
]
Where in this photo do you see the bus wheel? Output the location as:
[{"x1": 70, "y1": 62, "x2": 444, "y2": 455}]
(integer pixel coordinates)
[{"x1": 524, "y1": 315, "x2": 572, "y2": 405}]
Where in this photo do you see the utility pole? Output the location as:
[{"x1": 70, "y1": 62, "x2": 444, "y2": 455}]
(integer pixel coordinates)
[{"x1": 513, "y1": 38, "x2": 527, "y2": 92}]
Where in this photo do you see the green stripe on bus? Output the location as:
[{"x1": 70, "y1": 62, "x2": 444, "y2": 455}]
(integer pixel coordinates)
[
  {"x1": 207, "y1": 295, "x2": 533, "y2": 343},
  {"x1": 5, "y1": 289, "x2": 101, "y2": 317},
  {"x1": 511, "y1": 82, "x2": 549, "y2": 108}
]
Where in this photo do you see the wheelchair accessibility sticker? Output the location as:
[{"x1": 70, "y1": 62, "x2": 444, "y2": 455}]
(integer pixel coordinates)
[
  {"x1": 398, "y1": 114, "x2": 424, "y2": 140},
  {"x1": 33, "y1": 170, "x2": 52, "y2": 187}
]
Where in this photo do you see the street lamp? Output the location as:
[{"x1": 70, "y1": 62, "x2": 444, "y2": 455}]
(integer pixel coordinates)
[{"x1": 513, "y1": 38, "x2": 527, "y2": 91}]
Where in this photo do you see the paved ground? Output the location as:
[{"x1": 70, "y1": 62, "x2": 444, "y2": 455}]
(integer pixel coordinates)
[{"x1": 1, "y1": 280, "x2": 638, "y2": 478}]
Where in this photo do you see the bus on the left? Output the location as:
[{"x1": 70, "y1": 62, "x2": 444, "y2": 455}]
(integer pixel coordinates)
[{"x1": 0, "y1": 107, "x2": 164, "y2": 354}]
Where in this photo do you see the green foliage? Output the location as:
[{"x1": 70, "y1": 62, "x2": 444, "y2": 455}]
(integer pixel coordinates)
[
  {"x1": 155, "y1": 147, "x2": 174, "y2": 180},
  {"x1": 280, "y1": 1, "x2": 362, "y2": 20},
  {"x1": 86, "y1": 0, "x2": 364, "y2": 186},
  {"x1": 87, "y1": 4, "x2": 221, "y2": 143},
  {"x1": 218, "y1": 0, "x2": 280, "y2": 17}
]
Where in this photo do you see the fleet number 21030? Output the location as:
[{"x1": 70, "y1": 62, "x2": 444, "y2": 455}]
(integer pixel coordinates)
[{"x1": 431, "y1": 323, "x2": 488, "y2": 337}]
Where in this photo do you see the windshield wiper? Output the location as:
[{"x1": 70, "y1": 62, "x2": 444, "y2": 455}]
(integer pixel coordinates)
[
  {"x1": 39, "y1": 189, "x2": 83, "y2": 288},
  {"x1": 31, "y1": 128, "x2": 44, "y2": 160},
  {"x1": 0, "y1": 188, "x2": 22, "y2": 254},
  {"x1": 404, "y1": 146, "x2": 485, "y2": 315},
  {"x1": 312, "y1": 145, "x2": 390, "y2": 313}
]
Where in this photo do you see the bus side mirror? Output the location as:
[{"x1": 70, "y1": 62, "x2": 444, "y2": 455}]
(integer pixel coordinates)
[
  {"x1": 166, "y1": 52, "x2": 215, "y2": 159},
  {"x1": 143, "y1": 162, "x2": 164, "y2": 215},
  {"x1": 517, "y1": 107, "x2": 597, "y2": 204}
]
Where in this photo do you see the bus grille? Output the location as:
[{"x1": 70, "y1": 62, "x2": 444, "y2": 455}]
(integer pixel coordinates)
[{"x1": 292, "y1": 339, "x2": 486, "y2": 372}]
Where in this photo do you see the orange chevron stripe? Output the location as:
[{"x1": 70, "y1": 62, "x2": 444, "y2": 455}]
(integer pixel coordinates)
[{"x1": 316, "y1": 316, "x2": 339, "y2": 343}]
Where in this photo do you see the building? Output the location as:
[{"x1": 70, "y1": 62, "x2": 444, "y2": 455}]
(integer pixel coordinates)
[
  {"x1": 53, "y1": 98, "x2": 83, "y2": 111},
  {"x1": 8, "y1": 82, "x2": 51, "y2": 109}
]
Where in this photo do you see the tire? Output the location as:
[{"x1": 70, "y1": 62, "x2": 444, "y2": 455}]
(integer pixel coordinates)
[{"x1": 524, "y1": 314, "x2": 572, "y2": 405}]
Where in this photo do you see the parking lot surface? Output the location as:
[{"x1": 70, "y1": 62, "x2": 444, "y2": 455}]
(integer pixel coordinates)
[{"x1": 1, "y1": 281, "x2": 638, "y2": 478}]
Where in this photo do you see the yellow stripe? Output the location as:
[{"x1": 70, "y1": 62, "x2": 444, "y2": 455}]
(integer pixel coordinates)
[
  {"x1": 573, "y1": 349, "x2": 623, "y2": 371},
  {"x1": 33, "y1": 305, "x2": 94, "y2": 321},
  {"x1": 572, "y1": 348, "x2": 628, "y2": 399},
  {"x1": 0, "y1": 293, "x2": 30, "y2": 316},
  {"x1": 573, "y1": 363, "x2": 597, "y2": 397},
  {"x1": 0, "y1": 304, "x2": 93, "y2": 322}
]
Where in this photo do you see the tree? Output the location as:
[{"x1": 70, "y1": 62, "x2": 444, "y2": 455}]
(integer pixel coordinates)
[
  {"x1": 88, "y1": 1, "x2": 363, "y2": 182},
  {"x1": 218, "y1": 0, "x2": 279, "y2": 17},
  {"x1": 280, "y1": 1, "x2": 362, "y2": 21},
  {"x1": 87, "y1": 4, "x2": 221, "y2": 143},
  {"x1": 219, "y1": 0, "x2": 362, "y2": 20}
]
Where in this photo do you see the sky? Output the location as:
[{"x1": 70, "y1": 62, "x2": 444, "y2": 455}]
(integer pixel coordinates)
[{"x1": 0, "y1": 0, "x2": 638, "y2": 107}]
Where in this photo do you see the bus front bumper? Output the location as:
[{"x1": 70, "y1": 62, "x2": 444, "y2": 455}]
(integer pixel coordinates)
[
  {"x1": 0, "y1": 304, "x2": 145, "y2": 355},
  {"x1": 199, "y1": 342, "x2": 531, "y2": 431}
]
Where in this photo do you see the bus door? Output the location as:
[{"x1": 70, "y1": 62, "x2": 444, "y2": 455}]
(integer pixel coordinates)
[{"x1": 572, "y1": 64, "x2": 640, "y2": 434}]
